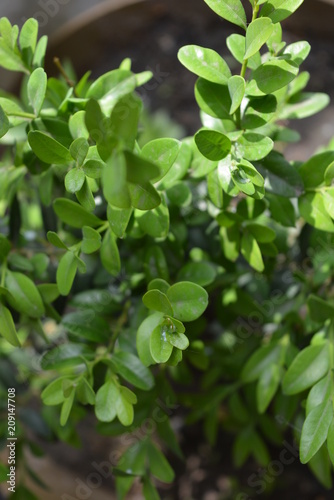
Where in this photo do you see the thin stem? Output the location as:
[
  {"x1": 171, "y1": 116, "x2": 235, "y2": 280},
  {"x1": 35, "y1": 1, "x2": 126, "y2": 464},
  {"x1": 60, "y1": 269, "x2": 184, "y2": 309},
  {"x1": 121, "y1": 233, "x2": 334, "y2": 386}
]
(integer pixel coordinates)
[
  {"x1": 8, "y1": 111, "x2": 36, "y2": 119},
  {"x1": 53, "y1": 57, "x2": 76, "y2": 89}
]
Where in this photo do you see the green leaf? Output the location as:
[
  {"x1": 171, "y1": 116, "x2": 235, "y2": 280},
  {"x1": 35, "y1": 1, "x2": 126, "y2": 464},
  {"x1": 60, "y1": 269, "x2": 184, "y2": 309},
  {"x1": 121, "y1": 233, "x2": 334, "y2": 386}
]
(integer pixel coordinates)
[
  {"x1": 100, "y1": 229, "x2": 121, "y2": 276},
  {"x1": 177, "y1": 262, "x2": 216, "y2": 286},
  {"x1": 267, "y1": 194, "x2": 296, "y2": 226},
  {"x1": 256, "y1": 364, "x2": 280, "y2": 413},
  {"x1": 166, "y1": 182, "x2": 192, "y2": 207},
  {"x1": 307, "y1": 295, "x2": 334, "y2": 323},
  {"x1": 141, "y1": 138, "x2": 181, "y2": 182},
  {"x1": 150, "y1": 324, "x2": 174, "y2": 363},
  {"x1": 137, "y1": 313, "x2": 163, "y2": 366},
  {"x1": 103, "y1": 150, "x2": 131, "y2": 209},
  {"x1": 203, "y1": 0, "x2": 247, "y2": 30},
  {"x1": 0, "y1": 234, "x2": 11, "y2": 261},
  {"x1": 47, "y1": 231, "x2": 68, "y2": 250},
  {"x1": 327, "y1": 419, "x2": 334, "y2": 467},
  {"x1": 64, "y1": 168, "x2": 85, "y2": 193},
  {"x1": 260, "y1": 151, "x2": 303, "y2": 197},
  {"x1": 260, "y1": 0, "x2": 304, "y2": 23},
  {"x1": 69, "y1": 110, "x2": 89, "y2": 140},
  {"x1": 27, "y1": 68, "x2": 46, "y2": 115},
  {"x1": 166, "y1": 330, "x2": 189, "y2": 350},
  {"x1": 219, "y1": 225, "x2": 240, "y2": 261},
  {"x1": 37, "y1": 284, "x2": 60, "y2": 303},
  {"x1": 95, "y1": 379, "x2": 119, "y2": 422},
  {"x1": 28, "y1": 131, "x2": 72, "y2": 164},
  {"x1": 70, "y1": 137, "x2": 89, "y2": 166},
  {"x1": 244, "y1": 18, "x2": 274, "y2": 59},
  {"x1": 107, "y1": 204, "x2": 132, "y2": 238},
  {"x1": 125, "y1": 151, "x2": 160, "y2": 184},
  {"x1": 148, "y1": 279, "x2": 170, "y2": 294},
  {"x1": 41, "y1": 343, "x2": 94, "y2": 370},
  {"x1": 0, "y1": 303, "x2": 20, "y2": 347},
  {"x1": 128, "y1": 181, "x2": 161, "y2": 211},
  {"x1": 283, "y1": 343, "x2": 330, "y2": 395},
  {"x1": 83, "y1": 159, "x2": 103, "y2": 179},
  {"x1": 53, "y1": 198, "x2": 102, "y2": 228},
  {"x1": 167, "y1": 281, "x2": 208, "y2": 322},
  {"x1": 5, "y1": 271, "x2": 45, "y2": 318},
  {"x1": 207, "y1": 168, "x2": 223, "y2": 208},
  {"x1": 76, "y1": 178, "x2": 95, "y2": 212},
  {"x1": 280, "y1": 92, "x2": 329, "y2": 120},
  {"x1": 147, "y1": 441, "x2": 175, "y2": 482},
  {"x1": 226, "y1": 34, "x2": 261, "y2": 70},
  {"x1": 82, "y1": 226, "x2": 102, "y2": 254},
  {"x1": 111, "y1": 352, "x2": 154, "y2": 390},
  {"x1": 33, "y1": 34, "x2": 48, "y2": 68},
  {"x1": 247, "y1": 224, "x2": 276, "y2": 243},
  {"x1": 116, "y1": 389, "x2": 134, "y2": 426},
  {"x1": 143, "y1": 289, "x2": 174, "y2": 316},
  {"x1": 0, "y1": 39, "x2": 25, "y2": 72},
  {"x1": 136, "y1": 195, "x2": 169, "y2": 238},
  {"x1": 41, "y1": 377, "x2": 69, "y2": 406},
  {"x1": 236, "y1": 133, "x2": 273, "y2": 161},
  {"x1": 241, "y1": 343, "x2": 283, "y2": 382},
  {"x1": 142, "y1": 477, "x2": 160, "y2": 500},
  {"x1": 300, "y1": 399, "x2": 333, "y2": 464},
  {"x1": 0, "y1": 105, "x2": 9, "y2": 138},
  {"x1": 62, "y1": 311, "x2": 109, "y2": 343},
  {"x1": 306, "y1": 374, "x2": 333, "y2": 416},
  {"x1": 298, "y1": 192, "x2": 334, "y2": 233},
  {"x1": 178, "y1": 45, "x2": 231, "y2": 84},
  {"x1": 228, "y1": 75, "x2": 245, "y2": 114},
  {"x1": 195, "y1": 79, "x2": 231, "y2": 119},
  {"x1": 195, "y1": 129, "x2": 231, "y2": 161},
  {"x1": 109, "y1": 92, "x2": 141, "y2": 150},
  {"x1": 56, "y1": 251, "x2": 78, "y2": 296},
  {"x1": 299, "y1": 152, "x2": 334, "y2": 189},
  {"x1": 249, "y1": 59, "x2": 299, "y2": 95},
  {"x1": 19, "y1": 18, "x2": 38, "y2": 65},
  {"x1": 241, "y1": 232, "x2": 264, "y2": 272}
]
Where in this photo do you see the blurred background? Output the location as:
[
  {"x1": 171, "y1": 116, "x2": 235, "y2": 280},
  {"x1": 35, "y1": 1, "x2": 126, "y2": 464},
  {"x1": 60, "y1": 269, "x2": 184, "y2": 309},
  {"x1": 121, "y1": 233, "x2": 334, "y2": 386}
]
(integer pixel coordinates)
[{"x1": 1, "y1": 1, "x2": 334, "y2": 498}]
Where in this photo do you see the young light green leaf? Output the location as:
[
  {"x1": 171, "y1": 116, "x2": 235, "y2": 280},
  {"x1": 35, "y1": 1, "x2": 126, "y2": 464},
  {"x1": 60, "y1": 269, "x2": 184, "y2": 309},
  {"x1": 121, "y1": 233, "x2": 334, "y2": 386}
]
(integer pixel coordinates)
[
  {"x1": 226, "y1": 34, "x2": 261, "y2": 70},
  {"x1": 167, "y1": 281, "x2": 208, "y2": 322},
  {"x1": 306, "y1": 374, "x2": 333, "y2": 416},
  {"x1": 143, "y1": 289, "x2": 174, "y2": 316},
  {"x1": 70, "y1": 138, "x2": 89, "y2": 166},
  {"x1": 56, "y1": 251, "x2": 78, "y2": 296},
  {"x1": 64, "y1": 168, "x2": 85, "y2": 193},
  {"x1": 141, "y1": 138, "x2": 181, "y2": 182},
  {"x1": 53, "y1": 198, "x2": 102, "y2": 228},
  {"x1": 116, "y1": 389, "x2": 134, "y2": 426},
  {"x1": 0, "y1": 303, "x2": 20, "y2": 347},
  {"x1": 298, "y1": 193, "x2": 334, "y2": 233},
  {"x1": 82, "y1": 226, "x2": 102, "y2": 254},
  {"x1": 165, "y1": 330, "x2": 189, "y2": 350},
  {"x1": 5, "y1": 271, "x2": 45, "y2": 318},
  {"x1": 249, "y1": 59, "x2": 299, "y2": 95},
  {"x1": 300, "y1": 399, "x2": 333, "y2": 464},
  {"x1": 27, "y1": 68, "x2": 47, "y2": 115},
  {"x1": 228, "y1": 75, "x2": 245, "y2": 114},
  {"x1": 283, "y1": 343, "x2": 330, "y2": 395},
  {"x1": 95, "y1": 379, "x2": 119, "y2": 422},
  {"x1": 260, "y1": 0, "x2": 304, "y2": 24},
  {"x1": 241, "y1": 232, "x2": 264, "y2": 272},
  {"x1": 136, "y1": 313, "x2": 163, "y2": 366},
  {"x1": 41, "y1": 377, "x2": 69, "y2": 406},
  {"x1": 236, "y1": 133, "x2": 273, "y2": 161},
  {"x1": 150, "y1": 324, "x2": 174, "y2": 363},
  {"x1": 256, "y1": 364, "x2": 280, "y2": 414},
  {"x1": 19, "y1": 18, "x2": 38, "y2": 65},
  {"x1": 245, "y1": 18, "x2": 274, "y2": 60},
  {"x1": 47, "y1": 231, "x2": 68, "y2": 250},
  {"x1": 0, "y1": 105, "x2": 9, "y2": 138},
  {"x1": 178, "y1": 45, "x2": 231, "y2": 84},
  {"x1": 28, "y1": 131, "x2": 72, "y2": 164},
  {"x1": 103, "y1": 150, "x2": 131, "y2": 209},
  {"x1": 76, "y1": 178, "x2": 95, "y2": 212},
  {"x1": 203, "y1": 0, "x2": 247, "y2": 30},
  {"x1": 195, "y1": 129, "x2": 231, "y2": 161},
  {"x1": 100, "y1": 229, "x2": 121, "y2": 276}
]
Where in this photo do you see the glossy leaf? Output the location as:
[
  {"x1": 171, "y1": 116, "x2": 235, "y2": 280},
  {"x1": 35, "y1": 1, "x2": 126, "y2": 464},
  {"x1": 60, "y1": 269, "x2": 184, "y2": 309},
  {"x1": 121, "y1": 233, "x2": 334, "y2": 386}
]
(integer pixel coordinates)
[
  {"x1": 178, "y1": 45, "x2": 231, "y2": 84},
  {"x1": 27, "y1": 68, "x2": 46, "y2": 115},
  {"x1": 5, "y1": 271, "x2": 45, "y2": 318},
  {"x1": 167, "y1": 281, "x2": 209, "y2": 322},
  {"x1": 203, "y1": 0, "x2": 247, "y2": 30},
  {"x1": 195, "y1": 129, "x2": 231, "y2": 161},
  {"x1": 28, "y1": 131, "x2": 72, "y2": 164},
  {"x1": 244, "y1": 18, "x2": 274, "y2": 60}
]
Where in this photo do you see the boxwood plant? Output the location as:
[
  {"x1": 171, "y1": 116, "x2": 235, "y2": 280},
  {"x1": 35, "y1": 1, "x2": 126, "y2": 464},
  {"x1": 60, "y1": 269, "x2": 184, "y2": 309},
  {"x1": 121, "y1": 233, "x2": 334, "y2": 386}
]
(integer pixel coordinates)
[{"x1": 1, "y1": 0, "x2": 334, "y2": 498}]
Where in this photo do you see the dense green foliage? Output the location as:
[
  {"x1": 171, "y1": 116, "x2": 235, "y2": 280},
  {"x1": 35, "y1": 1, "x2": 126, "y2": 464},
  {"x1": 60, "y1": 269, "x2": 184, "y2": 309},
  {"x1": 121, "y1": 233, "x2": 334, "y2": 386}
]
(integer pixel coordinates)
[{"x1": 1, "y1": 1, "x2": 334, "y2": 497}]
